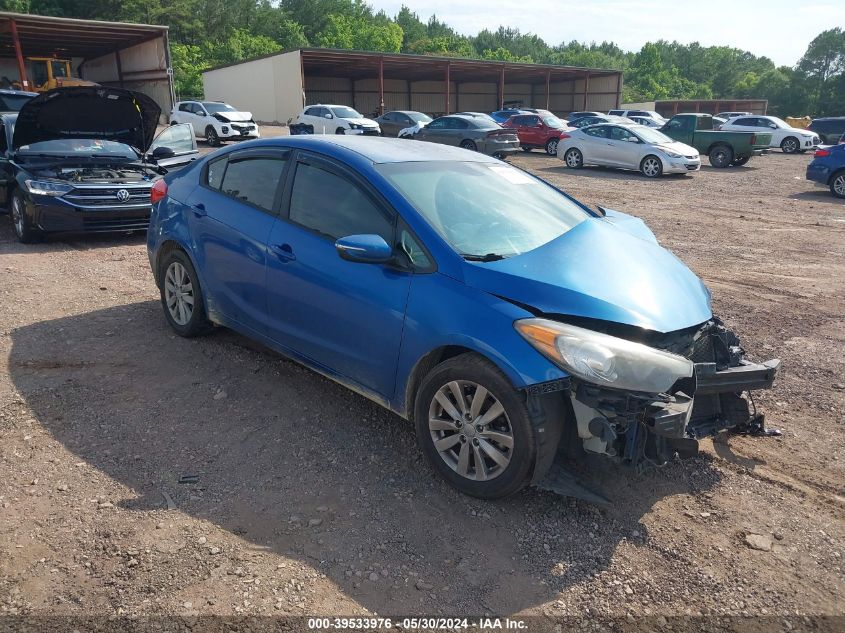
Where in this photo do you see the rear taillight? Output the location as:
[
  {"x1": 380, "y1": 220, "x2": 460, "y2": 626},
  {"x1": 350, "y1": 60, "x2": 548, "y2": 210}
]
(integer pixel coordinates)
[
  {"x1": 151, "y1": 179, "x2": 168, "y2": 204},
  {"x1": 814, "y1": 149, "x2": 831, "y2": 157},
  {"x1": 558, "y1": 133, "x2": 570, "y2": 140}
]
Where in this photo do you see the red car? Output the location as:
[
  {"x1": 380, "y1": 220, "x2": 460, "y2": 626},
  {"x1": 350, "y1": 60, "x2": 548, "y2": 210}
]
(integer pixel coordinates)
[{"x1": 502, "y1": 112, "x2": 570, "y2": 155}]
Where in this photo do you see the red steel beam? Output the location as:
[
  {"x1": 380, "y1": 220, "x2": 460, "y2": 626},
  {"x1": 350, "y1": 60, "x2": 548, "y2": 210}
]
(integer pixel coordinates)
[
  {"x1": 545, "y1": 69, "x2": 551, "y2": 109},
  {"x1": 9, "y1": 19, "x2": 28, "y2": 89}
]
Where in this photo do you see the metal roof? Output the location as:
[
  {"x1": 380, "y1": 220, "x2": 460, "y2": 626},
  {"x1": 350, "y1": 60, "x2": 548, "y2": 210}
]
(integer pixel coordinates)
[
  {"x1": 207, "y1": 48, "x2": 621, "y2": 84},
  {"x1": 0, "y1": 11, "x2": 168, "y2": 59}
]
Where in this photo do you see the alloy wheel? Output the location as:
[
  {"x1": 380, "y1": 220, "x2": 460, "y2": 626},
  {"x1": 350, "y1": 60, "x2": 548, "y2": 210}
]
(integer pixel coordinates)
[
  {"x1": 565, "y1": 149, "x2": 582, "y2": 167},
  {"x1": 782, "y1": 138, "x2": 798, "y2": 153},
  {"x1": 164, "y1": 261, "x2": 195, "y2": 326},
  {"x1": 546, "y1": 138, "x2": 559, "y2": 155},
  {"x1": 833, "y1": 174, "x2": 845, "y2": 197},
  {"x1": 428, "y1": 380, "x2": 514, "y2": 482},
  {"x1": 642, "y1": 157, "x2": 661, "y2": 177}
]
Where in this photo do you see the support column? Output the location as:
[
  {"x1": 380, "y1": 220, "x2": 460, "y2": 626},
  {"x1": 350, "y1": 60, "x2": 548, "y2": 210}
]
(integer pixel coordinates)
[
  {"x1": 498, "y1": 65, "x2": 505, "y2": 110},
  {"x1": 378, "y1": 55, "x2": 384, "y2": 115},
  {"x1": 445, "y1": 61, "x2": 450, "y2": 115},
  {"x1": 545, "y1": 69, "x2": 551, "y2": 110},
  {"x1": 114, "y1": 50, "x2": 124, "y2": 88},
  {"x1": 583, "y1": 72, "x2": 590, "y2": 110},
  {"x1": 10, "y1": 19, "x2": 28, "y2": 90},
  {"x1": 615, "y1": 73, "x2": 622, "y2": 108}
]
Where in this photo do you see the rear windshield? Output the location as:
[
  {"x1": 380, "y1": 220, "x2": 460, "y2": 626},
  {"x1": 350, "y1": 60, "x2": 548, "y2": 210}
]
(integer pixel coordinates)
[
  {"x1": 376, "y1": 161, "x2": 588, "y2": 259},
  {"x1": 408, "y1": 112, "x2": 432, "y2": 123}
]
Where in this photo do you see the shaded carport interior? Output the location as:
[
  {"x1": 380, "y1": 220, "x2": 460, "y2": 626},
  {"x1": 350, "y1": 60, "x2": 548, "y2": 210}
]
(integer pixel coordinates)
[
  {"x1": 0, "y1": 11, "x2": 173, "y2": 120},
  {"x1": 300, "y1": 49, "x2": 622, "y2": 118}
]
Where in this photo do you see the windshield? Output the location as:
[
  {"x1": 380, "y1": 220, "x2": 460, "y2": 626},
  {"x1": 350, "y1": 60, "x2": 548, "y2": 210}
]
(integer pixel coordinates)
[
  {"x1": 376, "y1": 161, "x2": 589, "y2": 259},
  {"x1": 203, "y1": 102, "x2": 236, "y2": 113},
  {"x1": 16, "y1": 139, "x2": 136, "y2": 158},
  {"x1": 634, "y1": 127, "x2": 674, "y2": 144},
  {"x1": 331, "y1": 106, "x2": 363, "y2": 119},
  {"x1": 543, "y1": 116, "x2": 567, "y2": 128},
  {"x1": 408, "y1": 112, "x2": 432, "y2": 123}
]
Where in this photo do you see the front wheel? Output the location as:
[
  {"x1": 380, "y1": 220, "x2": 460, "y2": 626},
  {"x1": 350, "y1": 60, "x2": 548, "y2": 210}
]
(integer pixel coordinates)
[
  {"x1": 830, "y1": 171, "x2": 845, "y2": 199},
  {"x1": 780, "y1": 136, "x2": 799, "y2": 154},
  {"x1": 545, "y1": 137, "x2": 559, "y2": 155},
  {"x1": 335, "y1": 127, "x2": 346, "y2": 135},
  {"x1": 10, "y1": 190, "x2": 41, "y2": 244},
  {"x1": 640, "y1": 155, "x2": 663, "y2": 178},
  {"x1": 414, "y1": 354, "x2": 538, "y2": 499},
  {"x1": 563, "y1": 147, "x2": 583, "y2": 168},
  {"x1": 205, "y1": 126, "x2": 221, "y2": 147},
  {"x1": 159, "y1": 249, "x2": 213, "y2": 337}
]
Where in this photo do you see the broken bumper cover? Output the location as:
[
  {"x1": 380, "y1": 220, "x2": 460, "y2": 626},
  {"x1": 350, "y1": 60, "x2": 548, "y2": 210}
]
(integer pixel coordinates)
[{"x1": 695, "y1": 359, "x2": 780, "y2": 395}]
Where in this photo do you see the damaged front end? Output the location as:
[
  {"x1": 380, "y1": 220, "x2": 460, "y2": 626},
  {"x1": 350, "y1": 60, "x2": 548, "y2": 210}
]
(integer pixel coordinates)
[{"x1": 517, "y1": 317, "x2": 780, "y2": 469}]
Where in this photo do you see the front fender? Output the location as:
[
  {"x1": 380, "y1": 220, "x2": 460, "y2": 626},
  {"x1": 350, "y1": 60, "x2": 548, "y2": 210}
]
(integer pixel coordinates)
[{"x1": 391, "y1": 272, "x2": 567, "y2": 416}]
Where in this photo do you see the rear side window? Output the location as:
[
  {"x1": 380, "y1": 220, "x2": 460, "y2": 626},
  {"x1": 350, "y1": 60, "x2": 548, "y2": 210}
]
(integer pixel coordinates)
[
  {"x1": 733, "y1": 117, "x2": 756, "y2": 126},
  {"x1": 219, "y1": 156, "x2": 287, "y2": 212},
  {"x1": 288, "y1": 161, "x2": 393, "y2": 242},
  {"x1": 178, "y1": 102, "x2": 192, "y2": 112},
  {"x1": 205, "y1": 157, "x2": 226, "y2": 189},
  {"x1": 608, "y1": 110, "x2": 623, "y2": 116}
]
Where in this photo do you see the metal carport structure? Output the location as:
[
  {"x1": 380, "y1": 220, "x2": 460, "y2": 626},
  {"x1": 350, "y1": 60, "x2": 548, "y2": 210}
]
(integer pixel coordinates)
[
  {"x1": 203, "y1": 48, "x2": 623, "y2": 125},
  {"x1": 0, "y1": 11, "x2": 174, "y2": 119}
]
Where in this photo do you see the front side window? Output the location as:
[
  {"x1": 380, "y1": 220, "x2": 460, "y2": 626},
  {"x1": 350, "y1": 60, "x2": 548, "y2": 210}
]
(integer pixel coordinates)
[
  {"x1": 426, "y1": 118, "x2": 447, "y2": 129},
  {"x1": 219, "y1": 156, "x2": 286, "y2": 212},
  {"x1": 633, "y1": 127, "x2": 674, "y2": 144},
  {"x1": 609, "y1": 126, "x2": 635, "y2": 141},
  {"x1": 377, "y1": 161, "x2": 589, "y2": 259},
  {"x1": 203, "y1": 102, "x2": 236, "y2": 114},
  {"x1": 205, "y1": 157, "x2": 226, "y2": 190},
  {"x1": 151, "y1": 124, "x2": 195, "y2": 155},
  {"x1": 31, "y1": 62, "x2": 48, "y2": 87},
  {"x1": 179, "y1": 102, "x2": 192, "y2": 112},
  {"x1": 289, "y1": 161, "x2": 393, "y2": 242}
]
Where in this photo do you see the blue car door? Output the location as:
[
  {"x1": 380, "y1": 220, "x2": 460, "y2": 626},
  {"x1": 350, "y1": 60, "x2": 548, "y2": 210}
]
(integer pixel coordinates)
[
  {"x1": 264, "y1": 152, "x2": 412, "y2": 400},
  {"x1": 184, "y1": 148, "x2": 290, "y2": 335}
]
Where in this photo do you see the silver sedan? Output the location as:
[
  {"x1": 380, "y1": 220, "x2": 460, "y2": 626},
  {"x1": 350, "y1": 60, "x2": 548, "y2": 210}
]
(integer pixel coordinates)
[{"x1": 557, "y1": 123, "x2": 701, "y2": 177}]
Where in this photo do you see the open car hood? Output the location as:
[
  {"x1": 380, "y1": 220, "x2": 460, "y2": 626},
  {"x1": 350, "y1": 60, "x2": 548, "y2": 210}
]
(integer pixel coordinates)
[
  {"x1": 12, "y1": 87, "x2": 161, "y2": 152},
  {"x1": 214, "y1": 111, "x2": 253, "y2": 122},
  {"x1": 462, "y1": 213, "x2": 713, "y2": 334}
]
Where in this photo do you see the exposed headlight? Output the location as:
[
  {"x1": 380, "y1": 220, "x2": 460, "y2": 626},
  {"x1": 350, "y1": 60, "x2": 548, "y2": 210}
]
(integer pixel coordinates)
[
  {"x1": 515, "y1": 318, "x2": 693, "y2": 393},
  {"x1": 662, "y1": 149, "x2": 684, "y2": 159},
  {"x1": 348, "y1": 123, "x2": 361, "y2": 129},
  {"x1": 24, "y1": 180, "x2": 73, "y2": 196}
]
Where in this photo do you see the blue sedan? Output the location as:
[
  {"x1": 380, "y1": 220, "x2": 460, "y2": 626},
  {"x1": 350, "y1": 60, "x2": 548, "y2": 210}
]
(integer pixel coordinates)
[
  {"x1": 806, "y1": 144, "x2": 845, "y2": 198},
  {"x1": 147, "y1": 137, "x2": 779, "y2": 499}
]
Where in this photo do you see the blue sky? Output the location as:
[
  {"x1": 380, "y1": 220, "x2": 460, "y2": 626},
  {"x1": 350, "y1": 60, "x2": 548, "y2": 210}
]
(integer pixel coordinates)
[{"x1": 369, "y1": 0, "x2": 845, "y2": 67}]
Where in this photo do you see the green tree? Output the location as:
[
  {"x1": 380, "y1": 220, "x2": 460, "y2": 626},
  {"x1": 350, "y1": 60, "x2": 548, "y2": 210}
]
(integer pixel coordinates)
[
  {"x1": 317, "y1": 14, "x2": 403, "y2": 53},
  {"x1": 395, "y1": 5, "x2": 426, "y2": 51},
  {"x1": 797, "y1": 28, "x2": 845, "y2": 114}
]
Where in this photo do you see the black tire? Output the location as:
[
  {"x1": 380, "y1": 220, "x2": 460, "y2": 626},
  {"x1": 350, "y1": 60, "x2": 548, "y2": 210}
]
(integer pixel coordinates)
[
  {"x1": 460, "y1": 139, "x2": 477, "y2": 151},
  {"x1": 204, "y1": 126, "x2": 221, "y2": 147},
  {"x1": 708, "y1": 144, "x2": 733, "y2": 168},
  {"x1": 169, "y1": 120, "x2": 178, "y2": 126},
  {"x1": 10, "y1": 189, "x2": 42, "y2": 244},
  {"x1": 414, "y1": 353, "x2": 538, "y2": 499},
  {"x1": 563, "y1": 147, "x2": 583, "y2": 168},
  {"x1": 731, "y1": 155, "x2": 751, "y2": 166},
  {"x1": 158, "y1": 249, "x2": 213, "y2": 337},
  {"x1": 545, "y1": 137, "x2": 559, "y2": 156},
  {"x1": 830, "y1": 170, "x2": 845, "y2": 199},
  {"x1": 640, "y1": 154, "x2": 663, "y2": 178},
  {"x1": 780, "y1": 136, "x2": 799, "y2": 154},
  {"x1": 521, "y1": 146, "x2": 532, "y2": 152},
  {"x1": 335, "y1": 127, "x2": 346, "y2": 135}
]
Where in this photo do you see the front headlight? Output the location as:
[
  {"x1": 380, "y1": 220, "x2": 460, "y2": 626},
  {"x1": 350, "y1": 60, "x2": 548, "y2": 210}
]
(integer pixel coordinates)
[
  {"x1": 515, "y1": 318, "x2": 693, "y2": 393},
  {"x1": 663, "y1": 150, "x2": 684, "y2": 159},
  {"x1": 348, "y1": 123, "x2": 361, "y2": 129},
  {"x1": 24, "y1": 180, "x2": 73, "y2": 196}
]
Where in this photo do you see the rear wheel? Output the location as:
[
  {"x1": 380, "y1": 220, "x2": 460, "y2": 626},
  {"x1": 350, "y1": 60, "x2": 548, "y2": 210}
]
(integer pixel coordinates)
[
  {"x1": 708, "y1": 144, "x2": 733, "y2": 168},
  {"x1": 204, "y1": 126, "x2": 220, "y2": 147},
  {"x1": 460, "y1": 139, "x2": 477, "y2": 151},
  {"x1": 414, "y1": 354, "x2": 537, "y2": 499},
  {"x1": 640, "y1": 155, "x2": 663, "y2": 178},
  {"x1": 830, "y1": 171, "x2": 845, "y2": 199},
  {"x1": 335, "y1": 127, "x2": 346, "y2": 135},
  {"x1": 159, "y1": 249, "x2": 213, "y2": 337},
  {"x1": 780, "y1": 136, "x2": 799, "y2": 154},
  {"x1": 563, "y1": 148, "x2": 583, "y2": 168},
  {"x1": 10, "y1": 190, "x2": 42, "y2": 244},
  {"x1": 545, "y1": 137, "x2": 559, "y2": 155}
]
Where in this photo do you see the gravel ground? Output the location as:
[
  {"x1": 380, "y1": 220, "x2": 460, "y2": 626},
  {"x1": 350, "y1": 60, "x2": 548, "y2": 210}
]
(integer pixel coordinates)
[{"x1": 0, "y1": 136, "x2": 842, "y2": 629}]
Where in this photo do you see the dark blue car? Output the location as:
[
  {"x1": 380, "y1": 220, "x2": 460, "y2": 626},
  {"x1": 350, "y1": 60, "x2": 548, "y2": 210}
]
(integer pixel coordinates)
[
  {"x1": 806, "y1": 144, "x2": 845, "y2": 198},
  {"x1": 147, "y1": 136, "x2": 779, "y2": 499},
  {"x1": 490, "y1": 109, "x2": 530, "y2": 124}
]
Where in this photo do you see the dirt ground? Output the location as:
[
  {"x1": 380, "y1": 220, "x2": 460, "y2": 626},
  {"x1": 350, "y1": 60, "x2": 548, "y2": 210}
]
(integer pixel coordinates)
[{"x1": 0, "y1": 136, "x2": 843, "y2": 629}]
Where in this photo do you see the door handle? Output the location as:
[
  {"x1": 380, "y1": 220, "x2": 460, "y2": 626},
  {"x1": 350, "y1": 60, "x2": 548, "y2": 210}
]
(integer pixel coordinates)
[
  {"x1": 191, "y1": 202, "x2": 206, "y2": 217},
  {"x1": 271, "y1": 243, "x2": 296, "y2": 262}
]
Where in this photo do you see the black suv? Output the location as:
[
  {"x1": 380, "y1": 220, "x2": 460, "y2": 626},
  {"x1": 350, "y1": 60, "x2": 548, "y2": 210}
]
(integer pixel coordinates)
[{"x1": 808, "y1": 117, "x2": 845, "y2": 145}]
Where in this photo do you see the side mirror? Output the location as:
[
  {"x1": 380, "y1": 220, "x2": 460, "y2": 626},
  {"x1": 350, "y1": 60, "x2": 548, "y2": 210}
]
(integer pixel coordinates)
[
  {"x1": 335, "y1": 234, "x2": 393, "y2": 264},
  {"x1": 198, "y1": 111, "x2": 206, "y2": 117},
  {"x1": 151, "y1": 146, "x2": 176, "y2": 160},
  {"x1": 625, "y1": 136, "x2": 639, "y2": 143},
  {"x1": 324, "y1": 113, "x2": 333, "y2": 119}
]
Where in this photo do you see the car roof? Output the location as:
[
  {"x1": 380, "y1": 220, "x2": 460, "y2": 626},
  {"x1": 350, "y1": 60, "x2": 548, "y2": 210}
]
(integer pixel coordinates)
[
  {"x1": 246, "y1": 136, "x2": 499, "y2": 165},
  {"x1": 0, "y1": 89, "x2": 36, "y2": 97}
]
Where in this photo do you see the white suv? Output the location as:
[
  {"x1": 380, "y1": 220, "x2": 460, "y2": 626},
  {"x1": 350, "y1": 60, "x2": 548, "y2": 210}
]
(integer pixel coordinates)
[
  {"x1": 720, "y1": 115, "x2": 820, "y2": 154},
  {"x1": 170, "y1": 101, "x2": 260, "y2": 146},
  {"x1": 291, "y1": 104, "x2": 380, "y2": 135}
]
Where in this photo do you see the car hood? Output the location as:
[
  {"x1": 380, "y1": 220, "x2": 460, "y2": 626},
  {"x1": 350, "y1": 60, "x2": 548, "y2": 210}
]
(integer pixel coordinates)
[
  {"x1": 12, "y1": 86, "x2": 160, "y2": 152},
  {"x1": 656, "y1": 141, "x2": 699, "y2": 156},
  {"x1": 462, "y1": 213, "x2": 712, "y2": 333},
  {"x1": 213, "y1": 111, "x2": 253, "y2": 122},
  {"x1": 791, "y1": 127, "x2": 817, "y2": 137},
  {"x1": 341, "y1": 117, "x2": 378, "y2": 127}
]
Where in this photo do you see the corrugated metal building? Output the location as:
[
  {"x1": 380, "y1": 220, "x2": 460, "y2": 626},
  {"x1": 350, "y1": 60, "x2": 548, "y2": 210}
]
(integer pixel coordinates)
[
  {"x1": 203, "y1": 48, "x2": 623, "y2": 124},
  {"x1": 0, "y1": 11, "x2": 175, "y2": 120}
]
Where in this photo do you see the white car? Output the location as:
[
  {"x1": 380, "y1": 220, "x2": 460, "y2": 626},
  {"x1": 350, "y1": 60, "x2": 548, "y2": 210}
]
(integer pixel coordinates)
[
  {"x1": 628, "y1": 115, "x2": 663, "y2": 128},
  {"x1": 720, "y1": 115, "x2": 820, "y2": 154},
  {"x1": 170, "y1": 101, "x2": 259, "y2": 146},
  {"x1": 398, "y1": 120, "x2": 429, "y2": 138},
  {"x1": 608, "y1": 109, "x2": 666, "y2": 125},
  {"x1": 291, "y1": 104, "x2": 380, "y2": 135},
  {"x1": 557, "y1": 123, "x2": 700, "y2": 177}
]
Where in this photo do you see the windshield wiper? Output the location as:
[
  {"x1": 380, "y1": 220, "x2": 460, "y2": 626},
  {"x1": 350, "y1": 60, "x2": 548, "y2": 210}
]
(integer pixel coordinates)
[{"x1": 461, "y1": 252, "x2": 507, "y2": 262}]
